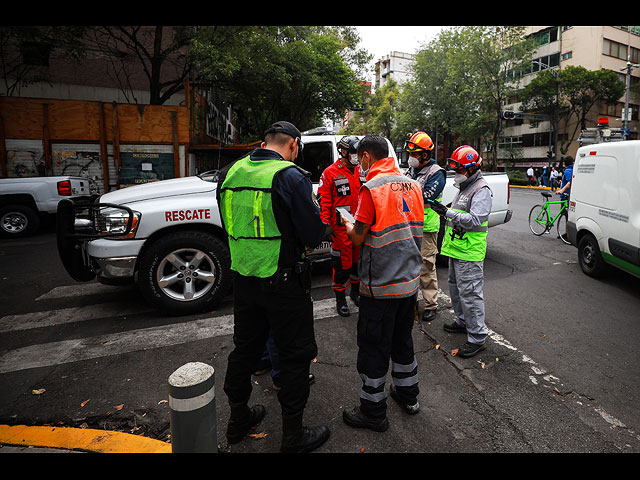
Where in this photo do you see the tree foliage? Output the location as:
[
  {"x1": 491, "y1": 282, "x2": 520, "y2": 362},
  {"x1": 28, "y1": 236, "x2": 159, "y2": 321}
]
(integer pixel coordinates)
[
  {"x1": 190, "y1": 26, "x2": 370, "y2": 141},
  {"x1": 520, "y1": 65, "x2": 625, "y2": 153}
]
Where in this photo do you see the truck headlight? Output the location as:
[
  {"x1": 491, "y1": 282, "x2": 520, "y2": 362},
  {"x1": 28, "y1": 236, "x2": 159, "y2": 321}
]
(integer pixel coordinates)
[{"x1": 94, "y1": 207, "x2": 141, "y2": 239}]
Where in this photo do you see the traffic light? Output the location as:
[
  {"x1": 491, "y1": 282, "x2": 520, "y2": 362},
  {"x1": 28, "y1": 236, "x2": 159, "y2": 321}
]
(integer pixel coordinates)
[{"x1": 501, "y1": 110, "x2": 516, "y2": 120}]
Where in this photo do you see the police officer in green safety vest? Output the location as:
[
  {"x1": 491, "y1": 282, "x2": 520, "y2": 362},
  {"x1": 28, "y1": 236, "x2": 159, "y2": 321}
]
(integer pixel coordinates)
[
  {"x1": 430, "y1": 145, "x2": 492, "y2": 359},
  {"x1": 404, "y1": 131, "x2": 446, "y2": 323},
  {"x1": 217, "y1": 121, "x2": 330, "y2": 453}
]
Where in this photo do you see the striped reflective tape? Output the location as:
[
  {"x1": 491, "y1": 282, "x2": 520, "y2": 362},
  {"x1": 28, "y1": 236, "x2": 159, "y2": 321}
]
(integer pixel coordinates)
[{"x1": 169, "y1": 385, "x2": 215, "y2": 412}]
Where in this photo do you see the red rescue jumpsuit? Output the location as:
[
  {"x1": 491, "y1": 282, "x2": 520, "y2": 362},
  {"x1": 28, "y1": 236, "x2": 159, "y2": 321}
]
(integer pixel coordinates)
[{"x1": 317, "y1": 159, "x2": 365, "y2": 292}]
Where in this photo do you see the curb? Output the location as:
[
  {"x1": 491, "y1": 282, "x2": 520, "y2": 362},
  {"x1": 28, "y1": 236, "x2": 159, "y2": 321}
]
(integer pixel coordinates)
[{"x1": 0, "y1": 424, "x2": 172, "y2": 453}]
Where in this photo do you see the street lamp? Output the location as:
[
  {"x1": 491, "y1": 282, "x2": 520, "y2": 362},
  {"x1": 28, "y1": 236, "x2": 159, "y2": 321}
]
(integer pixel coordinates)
[{"x1": 620, "y1": 58, "x2": 639, "y2": 140}]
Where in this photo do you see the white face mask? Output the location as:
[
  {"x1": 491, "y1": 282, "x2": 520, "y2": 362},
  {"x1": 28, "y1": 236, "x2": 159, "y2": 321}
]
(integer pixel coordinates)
[
  {"x1": 408, "y1": 157, "x2": 420, "y2": 168},
  {"x1": 454, "y1": 173, "x2": 467, "y2": 186},
  {"x1": 349, "y1": 154, "x2": 359, "y2": 166}
]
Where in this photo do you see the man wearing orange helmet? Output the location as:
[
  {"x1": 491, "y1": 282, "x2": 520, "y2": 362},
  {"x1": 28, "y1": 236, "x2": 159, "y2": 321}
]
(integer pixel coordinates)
[
  {"x1": 404, "y1": 131, "x2": 446, "y2": 323},
  {"x1": 430, "y1": 145, "x2": 492, "y2": 358}
]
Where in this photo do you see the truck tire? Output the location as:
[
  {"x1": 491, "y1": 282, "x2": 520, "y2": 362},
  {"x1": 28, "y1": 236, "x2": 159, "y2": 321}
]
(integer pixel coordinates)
[
  {"x1": 577, "y1": 233, "x2": 608, "y2": 278},
  {"x1": 138, "y1": 230, "x2": 232, "y2": 315},
  {"x1": 0, "y1": 204, "x2": 40, "y2": 237}
]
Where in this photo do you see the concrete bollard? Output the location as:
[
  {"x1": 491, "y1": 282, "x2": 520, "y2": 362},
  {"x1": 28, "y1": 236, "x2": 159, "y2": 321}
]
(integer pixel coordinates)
[{"x1": 168, "y1": 362, "x2": 217, "y2": 453}]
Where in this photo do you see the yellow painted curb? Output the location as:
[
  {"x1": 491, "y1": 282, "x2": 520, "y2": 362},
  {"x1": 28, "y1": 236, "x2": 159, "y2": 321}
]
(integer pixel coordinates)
[{"x1": 0, "y1": 424, "x2": 171, "y2": 453}]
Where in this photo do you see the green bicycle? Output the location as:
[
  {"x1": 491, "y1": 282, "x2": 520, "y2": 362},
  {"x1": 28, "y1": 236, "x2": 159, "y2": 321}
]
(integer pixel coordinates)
[{"x1": 528, "y1": 192, "x2": 571, "y2": 244}]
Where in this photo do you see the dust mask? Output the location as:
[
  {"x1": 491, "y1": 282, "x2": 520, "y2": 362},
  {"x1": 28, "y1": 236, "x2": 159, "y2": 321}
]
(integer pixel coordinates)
[
  {"x1": 454, "y1": 173, "x2": 467, "y2": 186},
  {"x1": 349, "y1": 154, "x2": 359, "y2": 166},
  {"x1": 408, "y1": 157, "x2": 420, "y2": 168}
]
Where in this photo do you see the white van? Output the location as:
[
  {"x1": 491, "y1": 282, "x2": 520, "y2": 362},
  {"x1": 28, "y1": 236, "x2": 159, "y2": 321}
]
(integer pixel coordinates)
[{"x1": 567, "y1": 140, "x2": 640, "y2": 279}]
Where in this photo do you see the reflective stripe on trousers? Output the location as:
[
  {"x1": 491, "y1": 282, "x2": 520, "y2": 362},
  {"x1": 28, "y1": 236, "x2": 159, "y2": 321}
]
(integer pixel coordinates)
[{"x1": 356, "y1": 294, "x2": 419, "y2": 418}]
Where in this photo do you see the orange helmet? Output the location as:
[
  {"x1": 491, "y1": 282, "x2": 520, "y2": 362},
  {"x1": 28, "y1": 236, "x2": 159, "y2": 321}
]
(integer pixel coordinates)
[
  {"x1": 404, "y1": 131, "x2": 434, "y2": 153},
  {"x1": 448, "y1": 146, "x2": 481, "y2": 171}
]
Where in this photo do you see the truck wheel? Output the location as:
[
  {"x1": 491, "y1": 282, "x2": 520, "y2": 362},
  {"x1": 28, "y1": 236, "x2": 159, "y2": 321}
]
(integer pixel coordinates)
[
  {"x1": 0, "y1": 204, "x2": 40, "y2": 237},
  {"x1": 138, "y1": 230, "x2": 231, "y2": 315},
  {"x1": 577, "y1": 233, "x2": 608, "y2": 278}
]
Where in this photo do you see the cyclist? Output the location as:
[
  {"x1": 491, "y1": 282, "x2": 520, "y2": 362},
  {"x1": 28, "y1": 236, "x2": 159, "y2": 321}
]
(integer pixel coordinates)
[{"x1": 557, "y1": 156, "x2": 573, "y2": 200}]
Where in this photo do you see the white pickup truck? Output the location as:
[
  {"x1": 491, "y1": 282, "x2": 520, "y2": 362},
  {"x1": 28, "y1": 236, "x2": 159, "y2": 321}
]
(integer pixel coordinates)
[
  {"x1": 0, "y1": 176, "x2": 91, "y2": 237},
  {"x1": 57, "y1": 134, "x2": 512, "y2": 314}
]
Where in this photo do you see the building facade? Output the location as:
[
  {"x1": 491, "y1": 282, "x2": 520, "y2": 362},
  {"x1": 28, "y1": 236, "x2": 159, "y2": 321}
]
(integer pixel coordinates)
[
  {"x1": 499, "y1": 26, "x2": 640, "y2": 171},
  {"x1": 374, "y1": 51, "x2": 416, "y2": 90}
]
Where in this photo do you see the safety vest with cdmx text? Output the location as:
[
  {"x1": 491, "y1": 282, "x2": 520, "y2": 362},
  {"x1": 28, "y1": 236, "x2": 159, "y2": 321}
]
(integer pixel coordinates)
[
  {"x1": 218, "y1": 155, "x2": 297, "y2": 278},
  {"x1": 412, "y1": 162, "x2": 445, "y2": 233},
  {"x1": 359, "y1": 157, "x2": 424, "y2": 299},
  {"x1": 441, "y1": 173, "x2": 490, "y2": 262}
]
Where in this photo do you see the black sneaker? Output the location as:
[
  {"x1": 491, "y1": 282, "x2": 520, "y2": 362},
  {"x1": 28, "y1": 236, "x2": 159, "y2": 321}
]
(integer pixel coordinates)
[
  {"x1": 457, "y1": 341, "x2": 486, "y2": 358},
  {"x1": 389, "y1": 384, "x2": 419, "y2": 415},
  {"x1": 421, "y1": 309, "x2": 437, "y2": 322},
  {"x1": 342, "y1": 406, "x2": 389, "y2": 432},
  {"x1": 443, "y1": 320, "x2": 466, "y2": 333}
]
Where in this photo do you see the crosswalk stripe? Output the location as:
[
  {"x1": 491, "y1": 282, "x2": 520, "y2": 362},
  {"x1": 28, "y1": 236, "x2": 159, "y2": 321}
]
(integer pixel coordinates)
[
  {"x1": 0, "y1": 296, "x2": 351, "y2": 374},
  {"x1": 0, "y1": 302, "x2": 153, "y2": 333},
  {"x1": 35, "y1": 283, "x2": 135, "y2": 301}
]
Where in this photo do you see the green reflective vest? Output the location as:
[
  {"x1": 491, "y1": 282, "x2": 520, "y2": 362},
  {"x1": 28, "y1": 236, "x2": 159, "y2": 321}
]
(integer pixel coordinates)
[
  {"x1": 219, "y1": 155, "x2": 294, "y2": 278},
  {"x1": 406, "y1": 162, "x2": 444, "y2": 233},
  {"x1": 440, "y1": 174, "x2": 490, "y2": 262}
]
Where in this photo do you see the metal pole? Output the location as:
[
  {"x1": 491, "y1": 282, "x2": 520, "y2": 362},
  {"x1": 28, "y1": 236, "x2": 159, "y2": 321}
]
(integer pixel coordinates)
[{"x1": 168, "y1": 362, "x2": 217, "y2": 453}]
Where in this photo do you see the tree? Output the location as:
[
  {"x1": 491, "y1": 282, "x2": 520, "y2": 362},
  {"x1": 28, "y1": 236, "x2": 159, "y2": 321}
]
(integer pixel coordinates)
[
  {"x1": 396, "y1": 26, "x2": 534, "y2": 168},
  {"x1": 82, "y1": 26, "x2": 195, "y2": 106},
  {"x1": 190, "y1": 26, "x2": 369, "y2": 141},
  {"x1": 521, "y1": 65, "x2": 626, "y2": 153},
  {"x1": 344, "y1": 80, "x2": 400, "y2": 141}
]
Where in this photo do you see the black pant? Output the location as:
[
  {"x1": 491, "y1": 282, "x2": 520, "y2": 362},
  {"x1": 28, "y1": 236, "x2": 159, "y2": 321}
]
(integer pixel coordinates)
[
  {"x1": 357, "y1": 293, "x2": 419, "y2": 418},
  {"x1": 223, "y1": 271, "x2": 317, "y2": 416}
]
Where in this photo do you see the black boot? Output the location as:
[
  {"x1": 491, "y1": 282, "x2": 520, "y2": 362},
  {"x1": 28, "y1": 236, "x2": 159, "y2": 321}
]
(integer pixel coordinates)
[
  {"x1": 349, "y1": 284, "x2": 360, "y2": 307},
  {"x1": 280, "y1": 411, "x2": 330, "y2": 453},
  {"x1": 226, "y1": 402, "x2": 266, "y2": 444},
  {"x1": 335, "y1": 290, "x2": 350, "y2": 317}
]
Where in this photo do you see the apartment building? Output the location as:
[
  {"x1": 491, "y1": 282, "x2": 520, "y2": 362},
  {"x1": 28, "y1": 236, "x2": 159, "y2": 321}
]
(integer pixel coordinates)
[
  {"x1": 374, "y1": 51, "x2": 416, "y2": 90},
  {"x1": 499, "y1": 26, "x2": 640, "y2": 170}
]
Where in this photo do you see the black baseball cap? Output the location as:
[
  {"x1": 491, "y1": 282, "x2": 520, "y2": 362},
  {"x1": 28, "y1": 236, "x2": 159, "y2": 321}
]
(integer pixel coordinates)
[{"x1": 264, "y1": 121, "x2": 301, "y2": 141}]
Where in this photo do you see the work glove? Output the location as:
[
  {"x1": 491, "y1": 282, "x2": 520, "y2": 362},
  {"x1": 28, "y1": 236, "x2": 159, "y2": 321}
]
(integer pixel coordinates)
[{"x1": 429, "y1": 200, "x2": 448, "y2": 216}]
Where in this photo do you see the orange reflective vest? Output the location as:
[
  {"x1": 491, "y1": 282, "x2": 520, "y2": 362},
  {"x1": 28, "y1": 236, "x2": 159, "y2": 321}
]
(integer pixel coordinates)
[{"x1": 359, "y1": 157, "x2": 424, "y2": 299}]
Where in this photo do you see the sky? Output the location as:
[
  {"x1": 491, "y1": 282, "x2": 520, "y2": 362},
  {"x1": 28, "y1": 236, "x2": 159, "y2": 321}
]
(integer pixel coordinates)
[{"x1": 354, "y1": 25, "x2": 451, "y2": 82}]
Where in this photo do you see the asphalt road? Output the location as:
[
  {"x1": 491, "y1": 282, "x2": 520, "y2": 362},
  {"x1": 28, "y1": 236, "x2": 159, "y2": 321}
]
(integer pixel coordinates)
[{"x1": 1, "y1": 188, "x2": 639, "y2": 454}]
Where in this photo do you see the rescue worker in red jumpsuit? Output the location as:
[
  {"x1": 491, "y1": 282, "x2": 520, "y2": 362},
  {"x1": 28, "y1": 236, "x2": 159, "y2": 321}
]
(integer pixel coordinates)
[{"x1": 317, "y1": 135, "x2": 365, "y2": 317}]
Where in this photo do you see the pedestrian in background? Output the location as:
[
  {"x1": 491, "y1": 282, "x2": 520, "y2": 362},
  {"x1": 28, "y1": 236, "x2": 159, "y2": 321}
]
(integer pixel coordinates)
[
  {"x1": 217, "y1": 120, "x2": 330, "y2": 453},
  {"x1": 317, "y1": 135, "x2": 365, "y2": 317},
  {"x1": 339, "y1": 134, "x2": 424, "y2": 432},
  {"x1": 550, "y1": 167, "x2": 558, "y2": 191},
  {"x1": 403, "y1": 131, "x2": 446, "y2": 323},
  {"x1": 430, "y1": 146, "x2": 492, "y2": 359}
]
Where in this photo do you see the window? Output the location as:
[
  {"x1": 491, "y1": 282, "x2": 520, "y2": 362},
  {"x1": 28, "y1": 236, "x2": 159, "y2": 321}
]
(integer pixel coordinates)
[
  {"x1": 561, "y1": 51, "x2": 572, "y2": 61},
  {"x1": 295, "y1": 141, "x2": 333, "y2": 183},
  {"x1": 20, "y1": 41, "x2": 50, "y2": 67},
  {"x1": 603, "y1": 38, "x2": 628, "y2": 60}
]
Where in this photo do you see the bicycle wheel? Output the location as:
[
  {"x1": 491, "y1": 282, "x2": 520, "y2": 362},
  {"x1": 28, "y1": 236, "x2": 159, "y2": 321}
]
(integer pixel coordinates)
[
  {"x1": 556, "y1": 212, "x2": 571, "y2": 244},
  {"x1": 529, "y1": 205, "x2": 549, "y2": 236}
]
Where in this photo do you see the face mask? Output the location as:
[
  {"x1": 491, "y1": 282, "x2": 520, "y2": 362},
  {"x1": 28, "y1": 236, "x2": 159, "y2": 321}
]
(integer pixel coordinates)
[
  {"x1": 349, "y1": 154, "x2": 359, "y2": 166},
  {"x1": 408, "y1": 157, "x2": 420, "y2": 168},
  {"x1": 454, "y1": 173, "x2": 467, "y2": 186}
]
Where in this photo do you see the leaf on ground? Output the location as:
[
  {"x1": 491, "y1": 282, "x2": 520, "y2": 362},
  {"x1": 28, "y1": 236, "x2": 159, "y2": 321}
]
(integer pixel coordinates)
[
  {"x1": 248, "y1": 432, "x2": 268, "y2": 439},
  {"x1": 113, "y1": 404, "x2": 124, "y2": 411},
  {"x1": 451, "y1": 348, "x2": 459, "y2": 356},
  {"x1": 80, "y1": 399, "x2": 90, "y2": 407},
  {"x1": 32, "y1": 388, "x2": 46, "y2": 395}
]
